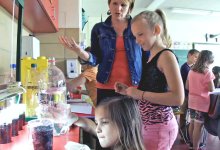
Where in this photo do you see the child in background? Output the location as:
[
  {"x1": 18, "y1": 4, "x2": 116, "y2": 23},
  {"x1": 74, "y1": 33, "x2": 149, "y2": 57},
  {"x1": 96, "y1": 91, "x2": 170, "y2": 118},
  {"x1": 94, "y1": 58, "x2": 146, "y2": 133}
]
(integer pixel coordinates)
[
  {"x1": 115, "y1": 9, "x2": 184, "y2": 150},
  {"x1": 212, "y1": 66, "x2": 220, "y2": 88},
  {"x1": 186, "y1": 50, "x2": 215, "y2": 150},
  {"x1": 66, "y1": 47, "x2": 97, "y2": 106},
  {"x1": 180, "y1": 49, "x2": 200, "y2": 139},
  {"x1": 72, "y1": 96, "x2": 145, "y2": 150}
]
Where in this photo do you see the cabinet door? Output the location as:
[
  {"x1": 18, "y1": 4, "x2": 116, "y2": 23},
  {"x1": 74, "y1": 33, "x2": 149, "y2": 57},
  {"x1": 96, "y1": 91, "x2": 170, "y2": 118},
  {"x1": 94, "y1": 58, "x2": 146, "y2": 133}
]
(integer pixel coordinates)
[
  {"x1": 0, "y1": 0, "x2": 59, "y2": 33},
  {"x1": 38, "y1": 0, "x2": 59, "y2": 30}
]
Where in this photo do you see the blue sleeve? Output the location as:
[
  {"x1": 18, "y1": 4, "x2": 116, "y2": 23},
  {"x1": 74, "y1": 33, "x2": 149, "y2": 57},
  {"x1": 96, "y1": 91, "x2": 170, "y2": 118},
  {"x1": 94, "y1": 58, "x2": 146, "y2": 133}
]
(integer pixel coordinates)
[
  {"x1": 180, "y1": 64, "x2": 188, "y2": 85},
  {"x1": 88, "y1": 24, "x2": 101, "y2": 66}
]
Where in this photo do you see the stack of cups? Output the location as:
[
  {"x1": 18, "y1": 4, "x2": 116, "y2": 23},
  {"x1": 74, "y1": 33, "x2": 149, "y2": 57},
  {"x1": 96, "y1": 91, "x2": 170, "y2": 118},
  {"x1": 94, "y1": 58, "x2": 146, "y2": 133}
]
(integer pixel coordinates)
[
  {"x1": 10, "y1": 106, "x2": 20, "y2": 137},
  {"x1": 0, "y1": 103, "x2": 26, "y2": 144},
  {"x1": 17, "y1": 104, "x2": 26, "y2": 130}
]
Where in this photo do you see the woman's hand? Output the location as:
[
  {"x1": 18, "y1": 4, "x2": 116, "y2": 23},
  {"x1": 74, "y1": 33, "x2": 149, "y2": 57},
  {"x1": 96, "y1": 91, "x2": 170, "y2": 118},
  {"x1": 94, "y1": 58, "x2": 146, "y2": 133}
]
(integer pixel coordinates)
[
  {"x1": 59, "y1": 36, "x2": 82, "y2": 54},
  {"x1": 59, "y1": 36, "x2": 90, "y2": 61}
]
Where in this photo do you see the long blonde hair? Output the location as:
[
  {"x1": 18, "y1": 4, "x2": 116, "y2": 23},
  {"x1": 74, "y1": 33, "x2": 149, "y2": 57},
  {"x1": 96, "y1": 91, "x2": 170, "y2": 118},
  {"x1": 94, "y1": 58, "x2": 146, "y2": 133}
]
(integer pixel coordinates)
[{"x1": 132, "y1": 9, "x2": 172, "y2": 48}]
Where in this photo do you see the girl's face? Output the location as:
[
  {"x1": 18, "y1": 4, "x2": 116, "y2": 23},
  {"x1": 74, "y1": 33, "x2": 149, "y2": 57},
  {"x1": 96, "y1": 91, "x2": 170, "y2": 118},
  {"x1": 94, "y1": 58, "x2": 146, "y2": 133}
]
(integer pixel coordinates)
[
  {"x1": 95, "y1": 106, "x2": 119, "y2": 148},
  {"x1": 109, "y1": 0, "x2": 130, "y2": 20},
  {"x1": 131, "y1": 18, "x2": 157, "y2": 51}
]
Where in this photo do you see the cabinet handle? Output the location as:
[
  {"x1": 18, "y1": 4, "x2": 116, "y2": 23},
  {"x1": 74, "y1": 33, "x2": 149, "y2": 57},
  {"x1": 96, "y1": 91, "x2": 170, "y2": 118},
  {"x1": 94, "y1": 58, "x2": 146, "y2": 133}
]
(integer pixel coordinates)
[{"x1": 51, "y1": 6, "x2": 56, "y2": 20}]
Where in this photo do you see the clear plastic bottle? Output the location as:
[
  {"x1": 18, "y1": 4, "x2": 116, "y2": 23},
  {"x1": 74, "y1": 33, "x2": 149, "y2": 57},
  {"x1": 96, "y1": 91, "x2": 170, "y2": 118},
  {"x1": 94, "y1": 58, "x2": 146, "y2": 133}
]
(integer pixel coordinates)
[
  {"x1": 25, "y1": 63, "x2": 39, "y2": 118},
  {"x1": 38, "y1": 57, "x2": 66, "y2": 106},
  {"x1": 5, "y1": 64, "x2": 16, "y2": 84},
  {"x1": 38, "y1": 57, "x2": 67, "y2": 136}
]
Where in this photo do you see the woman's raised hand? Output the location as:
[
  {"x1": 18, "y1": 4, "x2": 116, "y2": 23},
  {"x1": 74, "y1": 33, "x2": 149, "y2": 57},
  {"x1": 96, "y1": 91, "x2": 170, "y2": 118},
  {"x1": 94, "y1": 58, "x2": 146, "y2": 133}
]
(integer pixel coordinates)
[{"x1": 59, "y1": 36, "x2": 82, "y2": 54}]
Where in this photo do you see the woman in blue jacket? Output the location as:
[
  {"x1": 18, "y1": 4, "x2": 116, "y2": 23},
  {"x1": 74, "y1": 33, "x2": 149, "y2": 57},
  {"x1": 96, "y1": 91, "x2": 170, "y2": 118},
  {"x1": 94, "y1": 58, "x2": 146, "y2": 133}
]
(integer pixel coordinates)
[{"x1": 60, "y1": 0, "x2": 143, "y2": 105}]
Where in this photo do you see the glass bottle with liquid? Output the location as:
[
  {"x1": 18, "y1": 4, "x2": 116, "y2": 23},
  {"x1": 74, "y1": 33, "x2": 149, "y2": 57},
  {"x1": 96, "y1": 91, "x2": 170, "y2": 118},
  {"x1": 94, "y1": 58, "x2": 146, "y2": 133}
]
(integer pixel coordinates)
[{"x1": 25, "y1": 63, "x2": 39, "y2": 118}]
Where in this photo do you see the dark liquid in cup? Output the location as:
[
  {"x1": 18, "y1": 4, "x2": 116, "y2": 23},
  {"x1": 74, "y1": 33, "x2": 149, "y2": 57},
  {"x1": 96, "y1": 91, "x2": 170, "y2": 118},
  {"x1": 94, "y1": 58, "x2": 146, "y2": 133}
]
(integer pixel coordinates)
[
  {"x1": 12, "y1": 118, "x2": 19, "y2": 136},
  {"x1": 0, "y1": 123, "x2": 12, "y2": 144},
  {"x1": 32, "y1": 125, "x2": 53, "y2": 150}
]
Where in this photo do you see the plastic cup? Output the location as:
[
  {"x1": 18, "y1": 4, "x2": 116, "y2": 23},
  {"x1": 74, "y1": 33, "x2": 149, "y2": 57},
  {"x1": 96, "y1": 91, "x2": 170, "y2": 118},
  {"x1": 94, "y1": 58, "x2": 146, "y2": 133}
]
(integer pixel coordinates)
[{"x1": 28, "y1": 119, "x2": 53, "y2": 150}]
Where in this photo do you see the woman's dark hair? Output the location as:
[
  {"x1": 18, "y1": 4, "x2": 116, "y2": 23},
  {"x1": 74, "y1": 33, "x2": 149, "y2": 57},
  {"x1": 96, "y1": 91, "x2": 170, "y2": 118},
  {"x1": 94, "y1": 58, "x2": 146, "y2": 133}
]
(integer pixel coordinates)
[
  {"x1": 84, "y1": 46, "x2": 91, "y2": 52},
  {"x1": 192, "y1": 50, "x2": 214, "y2": 73},
  {"x1": 98, "y1": 96, "x2": 145, "y2": 150},
  {"x1": 212, "y1": 66, "x2": 220, "y2": 88},
  {"x1": 212, "y1": 66, "x2": 220, "y2": 75}
]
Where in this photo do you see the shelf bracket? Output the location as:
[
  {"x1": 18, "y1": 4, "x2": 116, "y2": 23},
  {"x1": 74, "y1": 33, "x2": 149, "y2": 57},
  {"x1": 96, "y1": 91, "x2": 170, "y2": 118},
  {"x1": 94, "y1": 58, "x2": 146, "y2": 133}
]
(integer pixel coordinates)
[{"x1": 16, "y1": 0, "x2": 24, "y2": 82}]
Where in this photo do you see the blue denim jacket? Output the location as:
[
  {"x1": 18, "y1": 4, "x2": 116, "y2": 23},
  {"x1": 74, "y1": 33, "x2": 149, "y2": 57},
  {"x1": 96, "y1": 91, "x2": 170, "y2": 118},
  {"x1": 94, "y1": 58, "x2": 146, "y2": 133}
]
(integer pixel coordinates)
[{"x1": 87, "y1": 16, "x2": 142, "y2": 86}]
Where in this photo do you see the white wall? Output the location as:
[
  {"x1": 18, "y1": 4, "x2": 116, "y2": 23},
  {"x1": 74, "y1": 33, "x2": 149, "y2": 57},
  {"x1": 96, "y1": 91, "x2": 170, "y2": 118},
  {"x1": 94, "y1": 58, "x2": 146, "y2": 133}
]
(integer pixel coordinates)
[
  {"x1": 83, "y1": 16, "x2": 220, "y2": 47},
  {"x1": 59, "y1": 0, "x2": 82, "y2": 28},
  {"x1": 83, "y1": 17, "x2": 101, "y2": 46},
  {"x1": 168, "y1": 20, "x2": 220, "y2": 43},
  {"x1": 0, "y1": 7, "x2": 30, "y2": 80}
]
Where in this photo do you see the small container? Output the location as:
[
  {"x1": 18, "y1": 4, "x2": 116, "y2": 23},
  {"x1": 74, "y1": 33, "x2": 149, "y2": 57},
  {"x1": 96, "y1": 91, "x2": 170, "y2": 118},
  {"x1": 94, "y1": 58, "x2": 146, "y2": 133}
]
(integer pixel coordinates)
[
  {"x1": 0, "y1": 110, "x2": 12, "y2": 144},
  {"x1": 28, "y1": 119, "x2": 53, "y2": 150},
  {"x1": 7, "y1": 105, "x2": 19, "y2": 137},
  {"x1": 17, "y1": 104, "x2": 26, "y2": 130},
  {"x1": 11, "y1": 118, "x2": 19, "y2": 136},
  {"x1": 0, "y1": 123, "x2": 12, "y2": 144}
]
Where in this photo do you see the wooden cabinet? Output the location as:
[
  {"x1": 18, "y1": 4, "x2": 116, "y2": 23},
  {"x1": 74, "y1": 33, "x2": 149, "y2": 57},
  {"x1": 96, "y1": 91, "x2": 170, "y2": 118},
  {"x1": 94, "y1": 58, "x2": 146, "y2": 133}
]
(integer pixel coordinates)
[
  {"x1": 0, "y1": 0, "x2": 59, "y2": 33},
  {"x1": 37, "y1": 0, "x2": 59, "y2": 32}
]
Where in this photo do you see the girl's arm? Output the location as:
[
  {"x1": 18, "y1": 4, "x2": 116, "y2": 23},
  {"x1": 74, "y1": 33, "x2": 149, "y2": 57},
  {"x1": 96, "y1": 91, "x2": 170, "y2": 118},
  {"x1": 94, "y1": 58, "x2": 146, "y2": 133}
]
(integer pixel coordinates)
[
  {"x1": 131, "y1": 51, "x2": 184, "y2": 106},
  {"x1": 66, "y1": 75, "x2": 87, "y2": 92},
  {"x1": 208, "y1": 80, "x2": 215, "y2": 92},
  {"x1": 185, "y1": 78, "x2": 189, "y2": 90},
  {"x1": 74, "y1": 117, "x2": 97, "y2": 136}
]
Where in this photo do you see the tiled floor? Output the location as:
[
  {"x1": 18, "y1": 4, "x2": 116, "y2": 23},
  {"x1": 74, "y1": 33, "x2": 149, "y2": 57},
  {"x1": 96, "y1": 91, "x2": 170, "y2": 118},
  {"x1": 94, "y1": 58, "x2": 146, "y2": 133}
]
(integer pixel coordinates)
[{"x1": 172, "y1": 133, "x2": 220, "y2": 150}]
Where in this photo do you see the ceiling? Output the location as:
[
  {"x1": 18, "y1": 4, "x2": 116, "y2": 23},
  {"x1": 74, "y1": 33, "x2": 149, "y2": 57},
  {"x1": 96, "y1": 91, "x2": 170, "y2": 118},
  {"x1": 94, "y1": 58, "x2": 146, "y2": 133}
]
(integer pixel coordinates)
[{"x1": 82, "y1": 0, "x2": 220, "y2": 23}]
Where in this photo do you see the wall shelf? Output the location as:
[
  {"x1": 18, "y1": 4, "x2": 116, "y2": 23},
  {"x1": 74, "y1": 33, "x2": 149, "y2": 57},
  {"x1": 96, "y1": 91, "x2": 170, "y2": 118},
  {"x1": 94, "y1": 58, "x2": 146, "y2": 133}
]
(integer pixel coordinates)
[{"x1": 0, "y1": 0, "x2": 59, "y2": 33}]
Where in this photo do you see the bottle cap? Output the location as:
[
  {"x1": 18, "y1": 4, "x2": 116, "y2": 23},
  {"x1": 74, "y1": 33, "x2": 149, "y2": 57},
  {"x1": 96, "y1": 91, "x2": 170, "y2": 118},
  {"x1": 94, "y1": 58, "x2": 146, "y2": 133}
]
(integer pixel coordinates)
[
  {"x1": 48, "y1": 57, "x2": 56, "y2": 63},
  {"x1": 10, "y1": 64, "x2": 16, "y2": 69},
  {"x1": 31, "y1": 63, "x2": 37, "y2": 68}
]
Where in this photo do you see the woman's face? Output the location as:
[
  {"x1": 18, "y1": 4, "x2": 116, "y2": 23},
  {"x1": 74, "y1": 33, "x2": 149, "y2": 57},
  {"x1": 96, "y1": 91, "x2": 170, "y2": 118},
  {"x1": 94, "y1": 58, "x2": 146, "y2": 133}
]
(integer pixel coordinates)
[
  {"x1": 95, "y1": 106, "x2": 119, "y2": 148},
  {"x1": 109, "y1": 0, "x2": 130, "y2": 20},
  {"x1": 131, "y1": 18, "x2": 157, "y2": 51}
]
